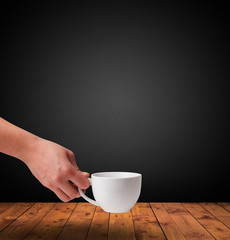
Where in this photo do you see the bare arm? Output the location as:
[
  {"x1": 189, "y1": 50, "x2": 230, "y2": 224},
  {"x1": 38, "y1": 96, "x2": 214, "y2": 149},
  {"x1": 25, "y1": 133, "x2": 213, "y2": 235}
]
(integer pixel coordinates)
[{"x1": 0, "y1": 117, "x2": 90, "y2": 202}]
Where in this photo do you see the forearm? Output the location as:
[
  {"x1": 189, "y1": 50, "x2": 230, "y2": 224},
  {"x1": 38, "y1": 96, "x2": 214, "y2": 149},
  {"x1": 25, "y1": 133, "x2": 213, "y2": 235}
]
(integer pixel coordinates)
[{"x1": 0, "y1": 117, "x2": 41, "y2": 163}]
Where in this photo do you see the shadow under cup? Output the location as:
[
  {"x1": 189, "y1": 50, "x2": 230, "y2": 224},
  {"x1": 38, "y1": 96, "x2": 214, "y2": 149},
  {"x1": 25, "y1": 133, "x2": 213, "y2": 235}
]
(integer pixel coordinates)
[{"x1": 79, "y1": 172, "x2": 142, "y2": 213}]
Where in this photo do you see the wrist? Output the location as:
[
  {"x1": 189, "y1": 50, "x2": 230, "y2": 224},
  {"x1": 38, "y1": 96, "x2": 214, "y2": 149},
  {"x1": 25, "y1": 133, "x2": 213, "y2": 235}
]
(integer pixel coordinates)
[{"x1": 18, "y1": 134, "x2": 44, "y2": 165}]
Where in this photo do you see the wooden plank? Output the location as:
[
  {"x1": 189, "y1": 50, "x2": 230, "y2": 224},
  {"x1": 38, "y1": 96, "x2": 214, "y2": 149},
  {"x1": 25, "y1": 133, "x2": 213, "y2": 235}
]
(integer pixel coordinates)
[
  {"x1": 150, "y1": 203, "x2": 186, "y2": 240},
  {"x1": 57, "y1": 202, "x2": 96, "y2": 240},
  {"x1": 0, "y1": 202, "x2": 34, "y2": 231},
  {"x1": 108, "y1": 210, "x2": 136, "y2": 240},
  {"x1": 0, "y1": 202, "x2": 55, "y2": 240},
  {"x1": 1, "y1": 202, "x2": 229, "y2": 240},
  {"x1": 24, "y1": 202, "x2": 76, "y2": 240},
  {"x1": 200, "y1": 203, "x2": 230, "y2": 228},
  {"x1": 87, "y1": 206, "x2": 109, "y2": 240},
  {"x1": 131, "y1": 203, "x2": 165, "y2": 240},
  {"x1": 163, "y1": 203, "x2": 214, "y2": 240},
  {"x1": 183, "y1": 203, "x2": 230, "y2": 240},
  {"x1": 0, "y1": 203, "x2": 14, "y2": 214},
  {"x1": 217, "y1": 203, "x2": 230, "y2": 212}
]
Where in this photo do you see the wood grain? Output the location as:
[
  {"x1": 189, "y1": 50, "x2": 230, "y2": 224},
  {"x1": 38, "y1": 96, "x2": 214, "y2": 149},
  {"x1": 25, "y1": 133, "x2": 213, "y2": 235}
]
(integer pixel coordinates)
[
  {"x1": 0, "y1": 202, "x2": 55, "y2": 240},
  {"x1": 0, "y1": 202, "x2": 229, "y2": 239},
  {"x1": 0, "y1": 203, "x2": 13, "y2": 214},
  {"x1": 131, "y1": 203, "x2": 165, "y2": 240},
  {"x1": 24, "y1": 202, "x2": 76, "y2": 240},
  {"x1": 200, "y1": 203, "x2": 230, "y2": 228},
  {"x1": 183, "y1": 203, "x2": 230, "y2": 240},
  {"x1": 163, "y1": 203, "x2": 214, "y2": 239},
  {"x1": 87, "y1": 206, "x2": 109, "y2": 240},
  {"x1": 151, "y1": 202, "x2": 186, "y2": 240},
  {"x1": 57, "y1": 202, "x2": 96, "y2": 240},
  {"x1": 217, "y1": 203, "x2": 230, "y2": 212},
  {"x1": 108, "y1": 210, "x2": 135, "y2": 240},
  {"x1": 0, "y1": 202, "x2": 33, "y2": 231}
]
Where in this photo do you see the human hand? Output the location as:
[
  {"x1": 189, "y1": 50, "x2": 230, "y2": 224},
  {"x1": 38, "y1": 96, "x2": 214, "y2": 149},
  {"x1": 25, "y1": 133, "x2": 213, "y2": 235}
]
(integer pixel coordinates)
[{"x1": 23, "y1": 138, "x2": 90, "y2": 202}]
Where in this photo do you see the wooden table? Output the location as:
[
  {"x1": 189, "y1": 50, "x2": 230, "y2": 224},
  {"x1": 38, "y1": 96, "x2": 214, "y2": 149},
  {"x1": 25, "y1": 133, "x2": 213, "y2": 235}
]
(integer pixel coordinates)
[{"x1": 0, "y1": 202, "x2": 230, "y2": 239}]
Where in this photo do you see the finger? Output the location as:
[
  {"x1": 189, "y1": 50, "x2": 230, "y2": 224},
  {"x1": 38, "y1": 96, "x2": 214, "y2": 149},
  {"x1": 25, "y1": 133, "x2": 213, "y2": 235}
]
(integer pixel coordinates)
[
  {"x1": 59, "y1": 180, "x2": 81, "y2": 199},
  {"x1": 81, "y1": 171, "x2": 90, "y2": 178},
  {"x1": 53, "y1": 188, "x2": 71, "y2": 202},
  {"x1": 69, "y1": 168, "x2": 90, "y2": 189},
  {"x1": 69, "y1": 181, "x2": 86, "y2": 194},
  {"x1": 66, "y1": 152, "x2": 90, "y2": 182},
  {"x1": 69, "y1": 181, "x2": 86, "y2": 195},
  {"x1": 67, "y1": 151, "x2": 78, "y2": 169}
]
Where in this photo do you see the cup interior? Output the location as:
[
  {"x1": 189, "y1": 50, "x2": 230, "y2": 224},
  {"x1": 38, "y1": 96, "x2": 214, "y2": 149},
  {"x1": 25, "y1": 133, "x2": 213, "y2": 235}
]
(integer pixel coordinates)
[{"x1": 92, "y1": 172, "x2": 141, "y2": 179}]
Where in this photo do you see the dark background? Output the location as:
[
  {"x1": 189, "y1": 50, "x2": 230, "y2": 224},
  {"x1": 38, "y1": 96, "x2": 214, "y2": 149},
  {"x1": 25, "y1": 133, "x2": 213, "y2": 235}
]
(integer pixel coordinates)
[{"x1": 1, "y1": 2, "x2": 229, "y2": 202}]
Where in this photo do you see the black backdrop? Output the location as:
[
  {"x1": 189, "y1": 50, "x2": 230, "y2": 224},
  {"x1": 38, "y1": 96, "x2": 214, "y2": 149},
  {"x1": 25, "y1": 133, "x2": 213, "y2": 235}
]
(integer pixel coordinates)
[{"x1": 1, "y1": 2, "x2": 229, "y2": 202}]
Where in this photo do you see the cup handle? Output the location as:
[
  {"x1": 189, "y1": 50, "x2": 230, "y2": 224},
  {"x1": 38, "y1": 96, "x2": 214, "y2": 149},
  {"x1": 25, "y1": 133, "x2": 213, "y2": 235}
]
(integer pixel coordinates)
[{"x1": 78, "y1": 178, "x2": 99, "y2": 206}]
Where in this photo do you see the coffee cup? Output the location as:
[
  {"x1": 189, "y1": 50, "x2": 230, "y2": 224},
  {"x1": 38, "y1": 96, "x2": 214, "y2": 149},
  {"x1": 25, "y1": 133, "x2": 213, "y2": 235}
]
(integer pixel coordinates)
[{"x1": 78, "y1": 172, "x2": 142, "y2": 213}]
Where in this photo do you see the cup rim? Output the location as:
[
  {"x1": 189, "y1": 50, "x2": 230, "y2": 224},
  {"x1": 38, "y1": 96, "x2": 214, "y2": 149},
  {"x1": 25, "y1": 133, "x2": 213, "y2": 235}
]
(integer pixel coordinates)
[{"x1": 91, "y1": 171, "x2": 142, "y2": 179}]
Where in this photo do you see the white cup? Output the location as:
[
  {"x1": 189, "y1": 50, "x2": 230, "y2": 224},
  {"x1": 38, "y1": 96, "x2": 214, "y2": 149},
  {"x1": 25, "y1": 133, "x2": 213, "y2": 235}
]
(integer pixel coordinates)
[{"x1": 78, "y1": 172, "x2": 142, "y2": 213}]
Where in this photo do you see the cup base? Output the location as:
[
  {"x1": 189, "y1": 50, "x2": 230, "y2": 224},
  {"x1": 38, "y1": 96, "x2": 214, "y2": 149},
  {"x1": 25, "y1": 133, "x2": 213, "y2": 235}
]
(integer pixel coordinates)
[{"x1": 102, "y1": 208, "x2": 131, "y2": 213}]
